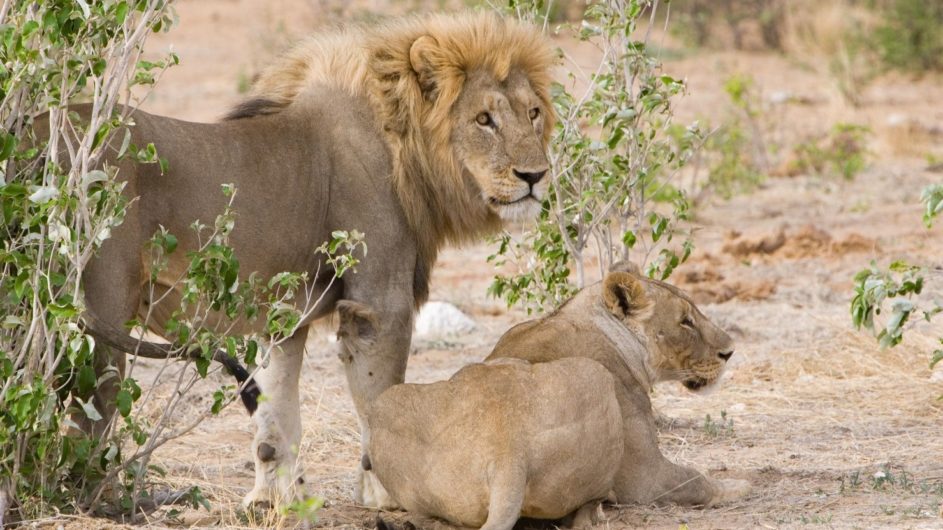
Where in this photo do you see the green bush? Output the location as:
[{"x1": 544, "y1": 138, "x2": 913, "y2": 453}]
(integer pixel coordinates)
[
  {"x1": 791, "y1": 123, "x2": 870, "y2": 180},
  {"x1": 873, "y1": 0, "x2": 943, "y2": 73},
  {"x1": 489, "y1": 0, "x2": 701, "y2": 312},
  {"x1": 0, "y1": 1, "x2": 358, "y2": 523},
  {"x1": 851, "y1": 184, "x2": 943, "y2": 367},
  {"x1": 0, "y1": 1, "x2": 176, "y2": 521},
  {"x1": 678, "y1": 74, "x2": 769, "y2": 202},
  {"x1": 703, "y1": 123, "x2": 764, "y2": 199}
]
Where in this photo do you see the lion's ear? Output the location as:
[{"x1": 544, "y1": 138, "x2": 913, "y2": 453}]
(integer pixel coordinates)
[
  {"x1": 409, "y1": 35, "x2": 440, "y2": 99},
  {"x1": 609, "y1": 260, "x2": 641, "y2": 275},
  {"x1": 603, "y1": 271, "x2": 653, "y2": 321}
]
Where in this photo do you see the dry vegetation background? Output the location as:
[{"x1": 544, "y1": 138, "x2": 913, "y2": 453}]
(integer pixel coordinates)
[{"x1": 43, "y1": 0, "x2": 943, "y2": 528}]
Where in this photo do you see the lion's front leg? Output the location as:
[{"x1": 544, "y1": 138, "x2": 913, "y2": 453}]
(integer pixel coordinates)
[
  {"x1": 333, "y1": 300, "x2": 412, "y2": 507},
  {"x1": 244, "y1": 329, "x2": 310, "y2": 508}
]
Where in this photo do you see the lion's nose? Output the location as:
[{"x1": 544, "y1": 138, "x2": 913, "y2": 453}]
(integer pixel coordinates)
[
  {"x1": 718, "y1": 350, "x2": 734, "y2": 362},
  {"x1": 513, "y1": 168, "x2": 547, "y2": 185}
]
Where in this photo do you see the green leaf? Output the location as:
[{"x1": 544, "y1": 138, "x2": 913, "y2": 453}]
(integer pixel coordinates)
[
  {"x1": 931, "y1": 345, "x2": 943, "y2": 369},
  {"x1": 0, "y1": 132, "x2": 16, "y2": 162},
  {"x1": 115, "y1": 2, "x2": 130, "y2": 24},
  {"x1": 195, "y1": 356, "x2": 210, "y2": 378},
  {"x1": 116, "y1": 390, "x2": 133, "y2": 417},
  {"x1": 212, "y1": 389, "x2": 225, "y2": 415},
  {"x1": 245, "y1": 339, "x2": 258, "y2": 365},
  {"x1": 77, "y1": 365, "x2": 97, "y2": 397}
]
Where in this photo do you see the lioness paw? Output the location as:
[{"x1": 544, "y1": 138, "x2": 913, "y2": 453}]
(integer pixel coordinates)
[
  {"x1": 709, "y1": 478, "x2": 751, "y2": 506},
  {"x1": 568, "y1": 502, "x2": 605, "y2": 528}
]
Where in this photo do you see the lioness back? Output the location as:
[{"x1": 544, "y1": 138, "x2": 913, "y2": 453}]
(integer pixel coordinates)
[{"x1": 366, "y1": 357, "x2": 622, "y2": 527}]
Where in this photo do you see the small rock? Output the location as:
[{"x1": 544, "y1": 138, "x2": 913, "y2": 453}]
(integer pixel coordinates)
[
  {"x1": 930, "y1": 369, "x2": 943, "y2": 383},
  {"x1": 415, "y1": 301, "x2": 477, "y2": 338},
  {"x1": 886, "y1": 113, "x2": 908, "y2": 126},
  {"x1": 768, "y1": 90, "x2": 791, "y2": 104}
]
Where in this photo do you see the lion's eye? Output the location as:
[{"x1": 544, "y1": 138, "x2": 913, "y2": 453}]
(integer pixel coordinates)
[
  {"x1": 681, "y1": 316, "x2": 694, "y2": 328},
  {"x1": 476, "y1": 112, "x2": 493, "y2": 127},
  {"x1": 529, "y1": 107, "x2": 540, "y2": 120}
]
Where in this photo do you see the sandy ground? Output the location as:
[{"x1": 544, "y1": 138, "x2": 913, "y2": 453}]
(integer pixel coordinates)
[{"x1": 40, "y1": 1, "x2": 943, "y2": 528}]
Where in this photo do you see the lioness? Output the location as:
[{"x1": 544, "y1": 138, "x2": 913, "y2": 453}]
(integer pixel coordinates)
[
  {"x1": 360, "y1": 269, "x2": 749, "y2": 528},
  {"x1": 487, "y1": 267, "x2": 751, "y2": 506},
  {"x1": 55, "y1": 12, "x2": 554, "y2": 506},
  {"x1": 367, "y1": 357, "x2": 622, "y2": 530}
]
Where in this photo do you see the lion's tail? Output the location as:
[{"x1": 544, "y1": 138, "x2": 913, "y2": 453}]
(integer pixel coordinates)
[{"x1": 82, "y1": 312, "x2": 260, "y2": 414}]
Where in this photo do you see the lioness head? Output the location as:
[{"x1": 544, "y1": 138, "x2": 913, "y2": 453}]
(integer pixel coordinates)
[
  {"x1": 602, "y1": 267, "x2": 735, "y2": 392},
  {"x1": 405, "y1": 22, "x2": 554, "y2": 222}
]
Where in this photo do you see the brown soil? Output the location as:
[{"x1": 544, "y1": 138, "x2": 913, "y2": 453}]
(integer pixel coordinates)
[{"x1": 35, "y1": 1, "x2": 943, "y2": 528}]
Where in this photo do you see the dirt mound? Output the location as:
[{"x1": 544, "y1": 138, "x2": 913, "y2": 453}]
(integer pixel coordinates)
[
  {"x1": 723, "y1": 230, "x2": 787, "y2": 257},
  {"x1": 676, "y1": 266, "x2": 777, "y2": 304},
  {"x1": 723, "y1": 225, "x2": 877, "y2": 259}
]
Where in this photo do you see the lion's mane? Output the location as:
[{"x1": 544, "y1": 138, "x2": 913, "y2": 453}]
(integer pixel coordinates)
[{"x1": 226, "y1": 12, "x2": 556, "y2": 268}]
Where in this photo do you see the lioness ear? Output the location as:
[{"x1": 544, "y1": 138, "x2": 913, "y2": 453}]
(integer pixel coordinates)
[
  {"x1": 609, "y1": 260, "x2": 641, "y2": 275},
  {"x1": 603, "y1": 271, "x2": 653, "y2": 321},
  {"x1": 409, "y1": 35, "x2": 440, "y2": 98}
]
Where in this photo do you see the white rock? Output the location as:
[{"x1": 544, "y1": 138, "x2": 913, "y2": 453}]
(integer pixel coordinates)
[
  {"x1": 930, "y1": 369, "x2": 943, "y2": 383},
  {"x1": 414, "y1": 301, "x2": 477, "y2": 338},
  {"x1": 886, "y1": 113, "x2": 908, "y2": 126},
  {"x1": 768, "y1": 90, "x2": 791, "y2": 104}
]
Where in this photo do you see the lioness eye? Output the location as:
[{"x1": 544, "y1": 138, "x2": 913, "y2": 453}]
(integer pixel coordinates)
[
  {"x1": 476, "y1": 112, "x2": 493, "y2": 127},
  {"x1": 529, "y1": 107, "x2": 540, "y2": 120},
  {"x1": 681, "y1": 316, "x2": 694, "y2": 328}
]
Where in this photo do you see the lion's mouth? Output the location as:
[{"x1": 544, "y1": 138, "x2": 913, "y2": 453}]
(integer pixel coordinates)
[
  {"x1": 683, "y1": 377, "x2": 710, "y2": 391},
  {"x1": 489, "y1": 193, "x2": 535, "y2": 206}
]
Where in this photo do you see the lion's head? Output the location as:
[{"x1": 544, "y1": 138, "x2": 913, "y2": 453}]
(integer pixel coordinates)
[
  {"x1": 444, "y1": 64, "x2": 552, "y2": 221},
  {"x1": 600, "y1": 268, "x2": 735, "y2": 392},
  {"x1": 226, "y1": 12, "x2": 555, "y2": 244}
]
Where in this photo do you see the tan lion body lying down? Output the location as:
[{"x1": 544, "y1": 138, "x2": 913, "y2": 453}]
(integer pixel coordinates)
[
  {"x1": 363, "y1": 268, "x2": 750, "y2": 528},
  {"x1": 367, "y1": 357, "x2": 622, "y2": 529}
]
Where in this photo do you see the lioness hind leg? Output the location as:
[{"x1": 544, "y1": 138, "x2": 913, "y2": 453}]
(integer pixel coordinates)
[
  {"x1": 479, "y1": 464, "x2": 526, "y2": 530},
  {"x1": 244, "y1": 329, "x2": 310, "y2": 507},
  {"x1": 567, "y1": 502, "x2": 604, "y2": 529}
]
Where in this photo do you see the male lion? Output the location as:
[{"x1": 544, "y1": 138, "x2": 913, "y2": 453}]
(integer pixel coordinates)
[
  {"x1": 487, "y1": 267, "x2": 751, "y2": 507},
  {"x1": 62, "y1": 12, "x2": 554, "y2": 506},
  {"x1": 360, "y1": 269, "x2": 749, "y2": 529}
]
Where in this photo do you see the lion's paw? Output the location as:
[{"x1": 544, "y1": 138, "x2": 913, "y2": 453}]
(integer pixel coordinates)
[
  {"x1": 709, "y1": 478, "x2": 751, "y2": 506},
  {"x1": 243, "y1": 440, "x2": 309, "y2": 509},
  {"x1": 357, "y1": 468, "x2": 400, "y2": 509},
  {"x1": 242, "y1": 475, "x2": 311, "y2": 510}
]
